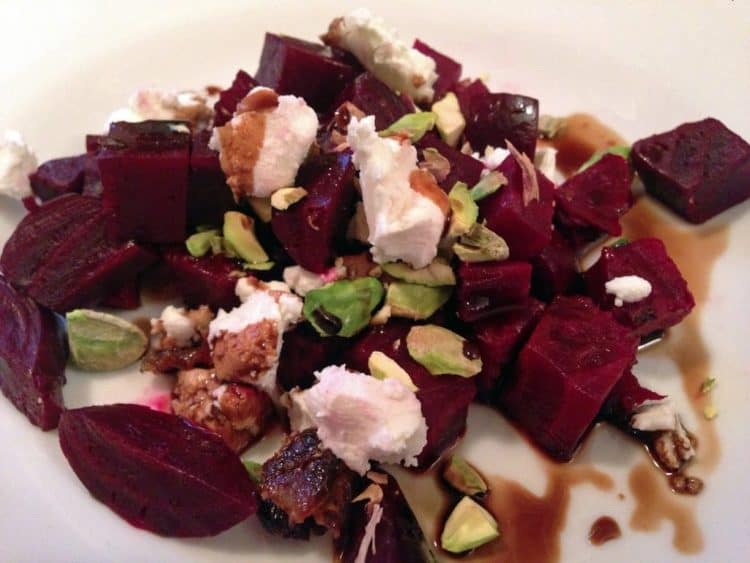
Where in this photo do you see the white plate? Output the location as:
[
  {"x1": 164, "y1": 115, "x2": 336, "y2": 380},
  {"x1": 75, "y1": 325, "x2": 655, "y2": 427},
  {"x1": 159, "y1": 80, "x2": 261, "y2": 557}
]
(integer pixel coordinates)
[{"x1": 1, "y1": 1, "x2": 749, "y2": 562}]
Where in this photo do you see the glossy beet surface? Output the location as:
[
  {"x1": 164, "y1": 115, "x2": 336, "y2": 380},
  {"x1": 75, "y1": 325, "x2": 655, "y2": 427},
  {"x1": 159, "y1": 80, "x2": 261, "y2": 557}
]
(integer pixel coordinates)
[
  {"x1": 499, "y1": 296, "x2": 639, "y2": 461},
  {"x1": 256, "y1": 34, "x2": 357, "y2": 113},
  {"x1": 0, "y1": 276, "x2": 66, "y2": 430},
  {"x1": 213, "y1": 70, "x2": 259, "y2": 127},
  {"x1": 632, "y1": 117, "x2": 750, "y2": 224},
  {"x1": 530, "y1": 230, "x2": 580, "y2": 301},
  {"x1": 584, "y1": 238, "x2": 695, "y2": 337},
  {"x1": 463, "y1": 91, "x2": 539, "y2": 157},
  {"x1": 336, "y1": 73, "x2": 415, "y2": 130},
  {"x1": 162, "y1": 248, "x2": 243, "y2": 311},
  {"x1": 100, "y1": 278, "x2": 141, "y2": 310},
  {"x1": 277, "y1": 324, "x2": 345, "y2": 392},
  {"x1": 413, "y1": 39, "x2": 462, "y2": 102},
  {"x1": 271, "y1": 152, "x2": 356, "y2": 273},
  {"x1": 58, "y1": 404, "x2": 258, "y2": 537},
  {"x1": 456, "y1": 261, "x2": 533, "y2": 322},
  {"x1": 417, "y1": 133, "x2": 484, "y2": 191},
  {"x1": 480, "y1": 154, "x2": 555, "y2": 260},
  {"x1": 188, "y1": 130, "x2": 236, "y2": 228},
  {"x1": 345, "y1": 321, "x2": 476, "y2": 469},
  {"x1": 29, "y1": 154, "x2": 88, "y2": 201}
]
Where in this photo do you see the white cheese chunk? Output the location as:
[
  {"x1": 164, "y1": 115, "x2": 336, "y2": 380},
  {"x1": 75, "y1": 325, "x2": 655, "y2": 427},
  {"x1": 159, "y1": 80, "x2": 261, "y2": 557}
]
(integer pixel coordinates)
[
  {"x1": 478, "y1": 145, "x2": 510, "y2": 173},
  {"x1": 605, "y1": 275, "x2": 653, "y2": 307},
  {"x1": 288, "y1": 364, "x2": 428, "y2": 474},
  {"x1": 159, "y1": 305, "x2": 198, "y2": 348},
  {"x1": 534, "y1": 146, "x2": 558, "y2": 182},
  {"x1": 106, "y1": 88, "x2": 213, "y2": 128},
  {"x1": 0, "y1": 130, "x2": 37, "y2": 200},
  {"x1": 631, "y1": 399, "x2": 678, "y2": 432}
]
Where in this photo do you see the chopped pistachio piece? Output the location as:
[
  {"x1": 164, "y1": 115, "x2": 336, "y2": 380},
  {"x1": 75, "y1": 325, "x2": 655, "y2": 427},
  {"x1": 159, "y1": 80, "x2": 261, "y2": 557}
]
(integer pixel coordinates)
[
  {"x1": 185, "y1": 229, "x2": 220, "y2": 257},
  {"x1": 242, "y1": 260, "x2": 275, "y2": 271},
  {"x1": 381, "y1": 257, "x2": 456, "y2": 287},
  {"x1": 270, "y1": 187, "x2": 308, "y2": 211},
  {"x1": 610, "y1": 237, "x2": 630, "y2": 248},
  {"x1": 66, "y1": 310, "x2": 147, "y2": 371},
  {"x1": 453, "y1": 223, "x2": 510, "y2": 262},
  {"x1": 431, "y1": 92, "x2": 466, "y2": 147},
  {"x1": 386, "y1": 282, "x2": 451, "y2": 320},
  {"x1": 223, "y1": 211, "x2": 269, "y2": 264},
  {"x1": 700, "y1": 377, "x2": 717, "y2": 394},
  {"x1": 370, "y1": 303, "x2": 392, "y2": 325},
  {"x1": 578, "y1": 145, "x2": 632, "y2": 172},
  {"x1": 469, "y1": 171, "x2": 507, "y2": 202},
  {"x1": 303, "y1": 277, "x2": 384, "y2": 337},
  {"x1": 248, "y1": 196, "x2": 273, "y2": 223},
  {"x1": 379, "y1": 111, "x2": 437, "y2": 143},
  {"x1": 368, "y1": 351, "x2": 418, "y2": 391},
  {"x1": 448, "y1": 182, "x2": 479, "y2": 238},
  {"x1": 441, "y1": 496, "x2": 500, "y2": 554},
  {"x1": 443, "y1": 455, "x2": 488, "y2": 496},
  {"x1": 406, "y1": 324, "x2": 482, "y2": 377},
  {"x1": 419, "y1": 147, "x2": 451, "y2": 182},
  {"x1": 538, "y1": 114, "x2": 566, "y2": 140},
  {"x1": 242, "y1": 460, "x2": 263, "y2": 484},
  {"x1": 703, "y1": 404, "x2": 718, "y2": 420}
]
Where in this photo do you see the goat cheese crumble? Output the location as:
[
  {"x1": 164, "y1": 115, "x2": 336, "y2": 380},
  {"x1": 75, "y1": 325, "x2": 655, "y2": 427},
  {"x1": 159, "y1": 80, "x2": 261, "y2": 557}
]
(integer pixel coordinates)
[
  {"x1": 605, "y1": 275, "x2": 653, "y2": 307},
  {"x1": 106, "y1": 88, "x2": 214, "y2": 128},
  {"x1": 0, "y1": 130, "x2": 37, "y2": 200},
  {"x1": 158, "y1": 306, "x2": 199, "y2": 348}
]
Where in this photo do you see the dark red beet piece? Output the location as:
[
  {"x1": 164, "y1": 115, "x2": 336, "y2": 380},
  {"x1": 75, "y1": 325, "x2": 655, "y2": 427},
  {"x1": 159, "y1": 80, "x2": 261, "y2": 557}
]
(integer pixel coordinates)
[
  {"x1": 101, "y1": 278, "x2": 141, "y2": 310},
  {"x1": 480, "y1": 154, "x2": 555, "y2": 259},
  {"x1": 454, "y1": 78, "x2": 489, "y2": 117},
  {"x1": 555, "y1": 154, "x2": 633, "y2": 246},
  {"x1": 271, "y1": 151, "x2": 355, "y2": 273},
  {"x1": 583, "y1": 238, "x2": 695, "y2": 337},
  {"x1": 417, "y1": 133, "x2": 484, "y2": 191},
  {"x1": 498, "y1": 296, "x2": 639, "y2": 461},
  {"x1": 213, "y1": 69, "x2": 259, "y2": 127},
  {"x1": 277, "y1": 324, "x2": 345, "y2": 392},
  {"x1": 29, "y1": 154, "x2": 87, "y2": 201},
  {"x1": 345, "y1": 321, "x2": 476, "y2": 469},
  {"x1": 337, "y1": 470, "x2": 436, "y2": 563},
  {"x1": 335, "y1": 73, "x2": 415, "y2": 130},
  {"x1": 456, "y1": 261, "x2": 532, "y2": 323},
  {"x1": 0, "y1": 276, "x2": 66, "y2": 430},
  {"x1": 98, "y1": 120, "x2": 190, "y2": 244},
  {"x1": 600, "y1": 370, "x2": 664, "y2": 430},
  {"x1": 188, "y1": 130, "x2": 236, "y2": 227},
  {"x1": 58, "y1": 404, "x2": 258, "y2": 537},
  {"x1": 463, "y1": 91, "x2": 539, "y2": 158},
  {"x1": 632, "y1": 117, "x2": 750, "y2": 224},
  {"x1": 471, "y1": 298, "x2": 545, "y2": 399},
  {"x1": 413, "y1": 39, "x2": 462, "y2": 102},
  {"x1": 256, "y1": 34, "x2": 357, "y2": 113},
  {"x1": 0, "y1": 194, "x2": 101, "y2": 290},
  {"x1": 162, "y1": 248, "x2": 243, "y2": 311},
  {"x1": 530, "y1": 230, "x2": 580, "y2": 301}
]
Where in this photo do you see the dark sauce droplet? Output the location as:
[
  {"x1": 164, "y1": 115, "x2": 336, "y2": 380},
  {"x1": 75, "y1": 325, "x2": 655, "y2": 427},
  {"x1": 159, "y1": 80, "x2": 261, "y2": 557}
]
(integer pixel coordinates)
[
  {"x1": 588, "y1": 516, "x2": 621, "y2": 546},
  {"x1": 312, "y1": 307, "x2": 342, "y2": 335}
]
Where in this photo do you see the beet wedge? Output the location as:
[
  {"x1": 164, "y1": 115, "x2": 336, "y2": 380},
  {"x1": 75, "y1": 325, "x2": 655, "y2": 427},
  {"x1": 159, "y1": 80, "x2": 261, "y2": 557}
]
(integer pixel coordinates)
[
  {"x1": 0, "y1": 276, "x2": 66, "y2": 430},
  {"x1": 58, "y1": 404, "x2": 259, "y2": 537}
]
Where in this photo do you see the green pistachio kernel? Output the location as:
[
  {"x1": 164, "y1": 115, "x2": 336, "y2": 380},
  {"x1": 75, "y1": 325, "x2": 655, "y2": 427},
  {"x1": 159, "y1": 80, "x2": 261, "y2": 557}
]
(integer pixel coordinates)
[
  {"x1": 385, "y1": 282, "x2": 452, "y2": 320},
  {"x1": 406, "y1": 324, "x2": 482, "y2": 377},
  {"x1": 66, "y1": 309, "x2": 147, "y2": 371},
  {"x1": 186, "y1": 229, "x2": 220, "y2": 257},
  {"x1": 381, "y1": 257, "x2": 456, "y2": 287},
  {"x1": 303, "y1": 277, "x2": 384, "y2": 337},
  {"x1": 453, "y1": 223, "x2": 510, "y2": 262},
  {"x1": 379, "y1": 111, "x2": 437, "y2": 143}
]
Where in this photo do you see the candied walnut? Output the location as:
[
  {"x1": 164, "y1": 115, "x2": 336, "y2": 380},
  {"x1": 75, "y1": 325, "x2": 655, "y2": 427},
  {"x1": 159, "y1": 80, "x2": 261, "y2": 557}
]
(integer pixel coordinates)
[
  {"x1": 171, "y1": 368, "x2": 273, "y2": 452},
  {"x1": 651, "y1": 425, "x2": 695, "y2": 472},
  {"x1": 261, "y1": 429, "x2": 356, "y2": 538},
  {"x1": 669, "y1": 473, "x2": 704, "y2": 496},
  {"x1": 211, "y1": 319, "x2": 279, "y2": 384},
  {"x1": 142, "y1": 306, "x2": 214, "y2": 374},
  {"x1": 257, "y1": 500, "x2": 326, "y2": 540}
]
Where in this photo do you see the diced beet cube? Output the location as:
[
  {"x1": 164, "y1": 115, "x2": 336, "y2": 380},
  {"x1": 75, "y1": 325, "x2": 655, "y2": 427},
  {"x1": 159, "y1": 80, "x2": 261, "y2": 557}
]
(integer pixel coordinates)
[
  {"x1": 277, "y1": 324, "x2": 345, "y2": 392},
  {"x1": 600, "y1": 370, "x2": 664, "y2": 430},
  {"x1": 417, "y1": 133, "x2": 483, "y2": 191},
  {"x1": 29, "y1": 154, "x2": 87, "y2": 201},
  {"x1": 530, "y1": 230, "x2": 580, "y2": 301},
  {"x1": 271, "y1": 152, "x2": 355, "y2": 273},
  {"x1": 555, "y1": 154, "x2": 633, "y2": 246},
  {"x1": 162, "y1": 248, "x2": 243, "y2": 311},
  {"x1": 81, "y1": 152, "x2": 102, "y2": 197},
  {"x1": 0, "y1": 194, "x2": 101, "y2": 290},
  {"x1": 472, "y1": 298, "x2": 545, "y2": 399},
  {"x1": 188, "y1": 131, "x2": 236, "y2": 227},
  {"x1": 583, "y1": 238, "x2": 695, "y2": 337},
  {"x1": 413, "y1": 39, "x2": 462, "y2": 102},
  {"x1": 0, "y1": 276, "x2": 66, "y2": 430},
  {"x1": 101, "y1": 278, "x2": 141, "y2": 310},
  {"x1": 335, "y1": 73, "x2": 415, "y2": 130},
  {"x1": 256, "y1": 33, "x2": 357, "y2": 113},
  {"x1": 463, "y1": 91, "x2": 539, "y2": 157},
  {"x1": 454, "y1": 78, "x2": 489, "y2": 117},
  {"x1": 213, "y1": 70, "x2": 259, "y2": 127},
  {"x1": 98, "y1": 121, "x2": 190, "y2": 244},
  {"x1": 498, "y1": 296, "x2": 639, "y2": 460},
  {"x1": 479, "y1": 154, "x2": 555, "y2": 259},
  {"x1": 345, "y1": 321, "x2": 476, "y2": 469},
  {"x1": 632, "y1": 118, "x2": 750, "y2": 224},
  {"x1": 457, "y1": 261, "x2": 532, "y2": 323}
]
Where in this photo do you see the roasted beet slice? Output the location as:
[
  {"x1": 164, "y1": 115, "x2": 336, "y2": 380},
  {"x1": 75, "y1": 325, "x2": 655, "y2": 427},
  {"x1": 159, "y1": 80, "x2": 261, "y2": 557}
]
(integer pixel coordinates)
[
  {"x1": 58, "y1": 404, "x2": 258, "y2": 537},
  {"x1": 0, "y1": 276, "x2": 66, "y2": 430},
  {"x1": 337, "y1": 470, "x2": 436, "y2": 563},
  {"x1": 472, "y1": 298, "x2": 545, "y2": 399},
  {"x1": 555, "y1": 154, "x2": 633, "y2": 246},
  {"x1": 101, "y1": 278, "x2": 141, "y2": 310},
  {"x1": 256, "y1": 33, "x2": 357, "y2": 112},
  {"x1": 417, "y1": 133, "x2": 484, "y2": 191},
  {"x1": 456, "y1": 261, "x2": 532, "y2": 323},
  {"x1": 632, "y1": 117, "x2": 750, "y2": 224},
  {"x1": 271, "y1": 151, "x2": 355, "y2": 272},
  {"x1": 162, "y1": 248, "x2": 243, "y2": 311},
  {"x1": 498, "y1": 296, "x2": 639, "y2": 460},
  {"x1": 480, "y1": 154, "x2": 555, "y2": 259},
  {"x1": 29, "y1": 154, "x2": 88, "y2": 201},
  {"x1": 213, "y1": 69, "x2": 259, "y2": 127},
  {"x1": 335, "y1": 73, "x2": 415, "y2": 130},
  {"x1": 413, "y1": 39, "x2": 462, "y2": 102},
  {"x1": 345, "y1": 321, "x2": 476, "y2": 468},
  {"x1": 0, "y1": 194, "x2": 101, "y2": 289},
  {"x1": 463, "y1": 91, "x2": 539, "y2": 157},
  {"x1": 530, "y1": 230, "x2": 580, "y2": 301},
  {"x1": 277, "y1": 323, "x2": 345, "y2": 391},
  {"x1": 583, "y1": 238, "x2": 695, "y2": 337},
  {"x1": 454, "y1": 78, "x2": 489, "y2": 117},
  {"x1": 98, "y1": 120, "x2": 190, "y2": 244},
  {"x1": 600, "y1": 370, "x2": 664, "y2": 430},
  {"x1": 188, "y1": 130, "x2": 236, "y2": 227}
]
